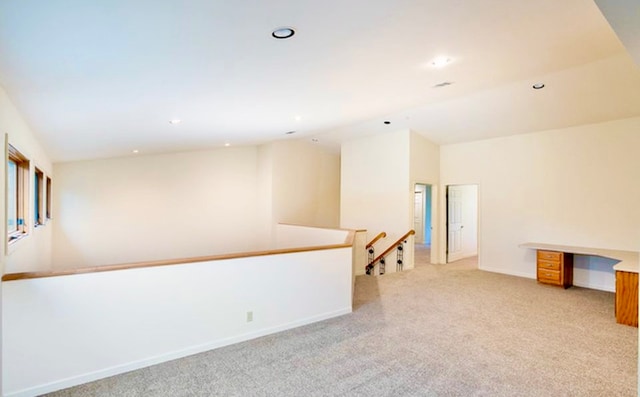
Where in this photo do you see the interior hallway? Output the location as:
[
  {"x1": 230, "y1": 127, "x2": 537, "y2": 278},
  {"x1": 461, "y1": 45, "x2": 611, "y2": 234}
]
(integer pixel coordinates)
[{"x1": 414, "y1": 243, "x2": 478, "y2": 269}]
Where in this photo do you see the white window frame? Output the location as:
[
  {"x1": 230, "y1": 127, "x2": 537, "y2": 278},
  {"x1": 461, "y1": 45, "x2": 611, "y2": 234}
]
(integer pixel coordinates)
[{"x1": 7, "y1": 144, "x2": 30, "y2": 243}]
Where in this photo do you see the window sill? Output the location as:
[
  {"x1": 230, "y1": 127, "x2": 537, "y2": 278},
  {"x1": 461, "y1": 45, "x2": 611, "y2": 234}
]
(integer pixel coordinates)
[{"x1": 8, "y1": 232, "x2": 28, "y2": 246}]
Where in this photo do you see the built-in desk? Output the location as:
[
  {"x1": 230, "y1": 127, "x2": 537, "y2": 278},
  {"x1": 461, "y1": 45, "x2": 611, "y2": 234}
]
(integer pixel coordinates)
[{"x1": 520, "y1": 243, "x2": 639, "y2": 327}]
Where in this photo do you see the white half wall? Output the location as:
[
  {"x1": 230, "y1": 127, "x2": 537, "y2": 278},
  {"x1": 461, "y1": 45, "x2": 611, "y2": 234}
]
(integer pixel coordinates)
[
  {"x1": 440, "y1": 117, "x2": 640, "y2": 291},
  {"x1": 3, "y1": 246, "x2": 353, "y2": 397}
]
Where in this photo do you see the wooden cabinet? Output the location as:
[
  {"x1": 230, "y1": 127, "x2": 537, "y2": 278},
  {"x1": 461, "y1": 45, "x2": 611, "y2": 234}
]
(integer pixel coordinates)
[
  {"x1": 615, "y1": 271, "x2": 638, "y2": 327},
  {"x1": 536, "y1": 250, "x2": 573, "y2": 288},
  {"x1": 524, "y1": 243, "x2": 639, "y2": 327}
]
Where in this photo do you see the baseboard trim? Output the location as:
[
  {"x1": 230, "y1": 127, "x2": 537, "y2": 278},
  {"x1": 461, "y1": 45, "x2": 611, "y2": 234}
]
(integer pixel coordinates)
[
  {"x1": 573, "y1": 281, "x2": 615, "y2": 293},
  {"x1": 448, "y1": 251, "x2": 478, "y2": 263},
  {"x1": 479, "y1": 266, "x2": 615, "y2": 292},
  {"x1": 6, "y1": 307, "x2": 353, "y2": 397},
  {"x1": 479, "y1": 266, "x2": 534, "y2": 279}
]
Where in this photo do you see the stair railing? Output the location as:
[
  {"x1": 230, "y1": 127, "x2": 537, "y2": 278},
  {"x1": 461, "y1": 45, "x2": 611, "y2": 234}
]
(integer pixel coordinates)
[
  {"x1": 365, "y1": 230, "x2": 415, "y2": 275},
  {"x1": 366, "y1": 232, "x2": 387, "y2": 268}
]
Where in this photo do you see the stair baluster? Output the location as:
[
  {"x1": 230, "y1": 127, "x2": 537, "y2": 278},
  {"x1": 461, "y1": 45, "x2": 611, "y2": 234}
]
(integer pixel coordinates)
[
  {"x1": 397, "y1": 243, "x2": 404, "y2": 272},
  {"x1": 365, "y1": 229, "x2": 415, "y2": 276}
]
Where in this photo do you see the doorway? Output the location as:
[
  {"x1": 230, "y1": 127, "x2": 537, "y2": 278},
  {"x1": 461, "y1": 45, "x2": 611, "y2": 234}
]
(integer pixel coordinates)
[
  {"x1": 414, "y1": 184, "x2": 433, "y2": 263},
  {"x1": 446, "y1": 184, "x2": 478, "y2": 263}
]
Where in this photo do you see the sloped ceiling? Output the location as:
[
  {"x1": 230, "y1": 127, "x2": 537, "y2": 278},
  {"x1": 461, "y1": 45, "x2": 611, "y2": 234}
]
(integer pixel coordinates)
[
  {"x1": 0, "y1": 0, "x2": 638, "y2": 162},
  {"x1": 594, "y1": 0, "x2": 640, "y2": 65}
]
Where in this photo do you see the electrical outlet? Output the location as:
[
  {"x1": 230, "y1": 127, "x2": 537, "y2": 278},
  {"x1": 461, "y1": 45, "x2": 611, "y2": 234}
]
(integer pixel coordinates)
[{"x1": 246, "y1": 311, "x2": 253, "y2": 322}]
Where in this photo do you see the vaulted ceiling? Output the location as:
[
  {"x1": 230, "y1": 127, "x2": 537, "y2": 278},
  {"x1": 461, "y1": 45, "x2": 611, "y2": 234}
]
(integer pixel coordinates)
[{"x1": 0, "y1": 0, "x2": 638, "y2": 162}]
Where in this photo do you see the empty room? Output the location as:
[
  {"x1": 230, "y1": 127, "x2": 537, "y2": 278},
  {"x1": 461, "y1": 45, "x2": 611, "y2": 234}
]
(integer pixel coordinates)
[{"x1": 0, "y1": 1, "x2": 639, "y2": 396}]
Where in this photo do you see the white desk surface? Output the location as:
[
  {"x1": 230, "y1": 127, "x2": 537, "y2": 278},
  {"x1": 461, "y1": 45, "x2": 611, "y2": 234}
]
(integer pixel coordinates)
[{"x1": 520, "y1": 242, "x2": 639, "y2": 273}]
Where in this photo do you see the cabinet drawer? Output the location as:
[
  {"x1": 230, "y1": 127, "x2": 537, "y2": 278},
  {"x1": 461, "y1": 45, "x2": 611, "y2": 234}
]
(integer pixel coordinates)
[
  {"x1": 537, "y1": 268, "x2": 561, "y2": 284},
  {"x1": 537, "y1": 250, "x2": 562, "y2": 262},
  {"x1": 537, "y1": 259, "x2": 560, "y2": 271}
]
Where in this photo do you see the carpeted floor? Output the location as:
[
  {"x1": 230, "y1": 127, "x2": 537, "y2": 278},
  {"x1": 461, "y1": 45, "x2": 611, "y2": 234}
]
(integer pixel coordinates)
[{"x1": 48, "y1": 247, "x2": 637, "y2": 396}]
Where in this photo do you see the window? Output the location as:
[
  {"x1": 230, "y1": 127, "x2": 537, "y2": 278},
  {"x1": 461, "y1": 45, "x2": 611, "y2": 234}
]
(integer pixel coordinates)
[
  {"x1": 46, "y1": 176, "x2": 52, "y2": 220},
  {"x1": 7, "y1": 145, "x2": 29, "y2": 242},
  {"x1": 35, "y1": 168, "x2": 44, "y2": 226},
  {"x1": 7, "y1": 159, "x2": 17, "y2": 234}
]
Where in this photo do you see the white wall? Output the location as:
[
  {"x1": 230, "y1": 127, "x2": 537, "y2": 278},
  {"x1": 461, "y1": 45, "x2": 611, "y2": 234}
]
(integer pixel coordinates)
[
  {"x1": 351, "y1": 230, "x2": 367, "y2": 284},
  {"x1": 341, "y1": 130, "x2": 440, "y2": 274},
  {"x1": 440, "y1": 117, "x2": 640, "y2": 291},
  {"x1": 410, "y1": 131, "x2": 440, "y2": 262},
  {"x1": 1, "y1": 86, "x2": 54, "y2": 274},
  {"x1": 341, "y1": 130, "x2": 413, "y2": 275},
  {"x1": 410, "y1": 131, "x2": 440, "y2": 188},
  {"x1": 52, "y1": 147, "x2": 261, "y2": 268},
  {"x1": 256, "y1": 143, "x2": 274, "y2": 249},
  {"x1": 3, "y1": 245, "x2": 353, "y2": 397},
  {"x1": 461, "y1": 185, "x2": 478, "y2": 258},
  {"x1": 51, "y1": 138, "x2": 342, "y2": 269},
  {"x1": 255, "y1": 139, "x2": 341, "y2": 250},
  {"x1": 341, "y1": 129, "x2": 411, "y2": 238},
  {"x1": 270, "y1": 140, "x2": 341, "y2": 229},
  {"x1": 0, "y1": 85, "x2": 55, "y2": 396},
  {"x1": 275, "y1": 224, "x2": 349, "y2": 249}
]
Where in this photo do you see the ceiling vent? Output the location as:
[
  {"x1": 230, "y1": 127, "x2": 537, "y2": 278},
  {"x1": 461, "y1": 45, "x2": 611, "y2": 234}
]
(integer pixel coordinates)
[{"x1": 433, "y1": 81, "x2": 454, "y2": 88}]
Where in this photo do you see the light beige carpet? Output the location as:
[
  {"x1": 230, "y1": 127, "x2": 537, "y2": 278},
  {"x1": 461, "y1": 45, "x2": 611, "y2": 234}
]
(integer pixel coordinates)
[{"x1": 48, "y1": 248, "x2": 637, "y2": 396}]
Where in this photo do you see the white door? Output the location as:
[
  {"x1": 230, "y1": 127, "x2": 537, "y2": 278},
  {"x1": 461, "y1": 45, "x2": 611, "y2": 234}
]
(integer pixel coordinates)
[
  {"x1": 447, "y1": 184, "x2": 478, "y2": 263},
  {"x1": 414, "y1": 190, "x2": 424, "y2": 244},
  {"x1": 447, "y1": 186, "x2": 463, "y2": 261}
]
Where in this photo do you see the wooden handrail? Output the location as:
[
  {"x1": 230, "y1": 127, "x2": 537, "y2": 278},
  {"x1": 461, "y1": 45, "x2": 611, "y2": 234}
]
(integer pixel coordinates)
[
  {"x1": 367, "y1": 229, "x2": 415, "y2": 268},
  {"x1": 3, "y1": 230, "x2": 357, "y2": 282},
  {"x1": 366, "y1": 232, "x2": 387, "y2": 249}
]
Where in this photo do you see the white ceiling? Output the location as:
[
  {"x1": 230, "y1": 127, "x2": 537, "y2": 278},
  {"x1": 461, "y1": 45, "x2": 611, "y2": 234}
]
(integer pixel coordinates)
[{"x1": 0, "y1": 0, "x2": 638, "y2": 162}]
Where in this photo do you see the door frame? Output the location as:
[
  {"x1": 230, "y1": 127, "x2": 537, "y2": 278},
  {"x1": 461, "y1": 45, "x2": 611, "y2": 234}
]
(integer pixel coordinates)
[
  {"x1": 444, "y1": 183, "x2": 479, "y2": 264},
  {"x1": 412, "y1": 182, "x2": 435, "y2": 263},
  {"x1": 414, "y1": 187, "x2": 425, "y2": 244}
]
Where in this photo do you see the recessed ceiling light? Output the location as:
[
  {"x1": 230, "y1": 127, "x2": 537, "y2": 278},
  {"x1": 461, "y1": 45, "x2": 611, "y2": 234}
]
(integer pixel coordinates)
[
  {"x1": 532, "y1": 83, "x2": 545, "y2": 90},
  {"x1": 431, "y1": 56, "x2": 451, "y2": 68},
  {"x1": 294, "y1": 115, "x2": 302, "y2": 121},
  {"x1": 285, "y1": 130, "x2": 296, "y2": 135},
  {"x1": 224, "y1": 143, "x2": 230, "y2": 147},
  {"x1": 169, "y1": 119, "x2": 181, "y2": 124},
  {"x1": 132, "y1": 149, "x2": 139, "y2": 154},
  {"x1": 272, "y1": 27, "x2": 295, "y2": 39},
  {"x1": 384, "y1": 121, "x2": 391, "y2": 125}
]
